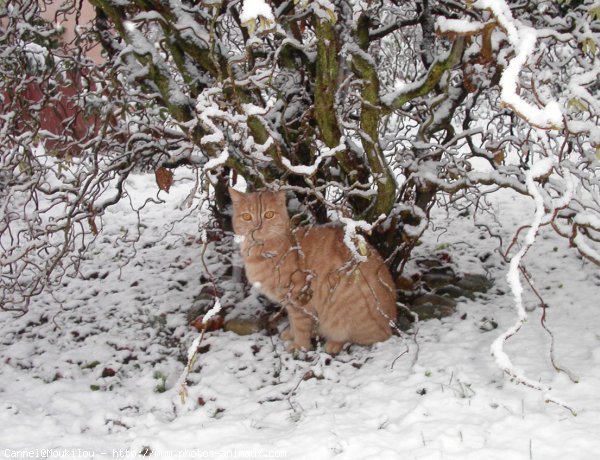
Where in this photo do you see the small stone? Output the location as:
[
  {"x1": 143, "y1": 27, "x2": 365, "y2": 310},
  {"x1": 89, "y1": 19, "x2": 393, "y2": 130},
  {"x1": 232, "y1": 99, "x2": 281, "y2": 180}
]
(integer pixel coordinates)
[
  {"x1": 435, "y1": 285, "x2": 474, "y2": 300},
  {"x1": 422, "y1": 273, "x2": 457, "y2": 290},
  {"x1": 478, "y1": 252, "x2": 492, "y2": 263},
  {"x1": 395, "y1": 316, "x2": 413, "y2": 331},
  {"x1": 479, "y1": 318, "x2": 498, "y2": 332},
  {"x1": 223, "y1": 318, "x2": 263, "y2": 336},
  {"x1": 407, "y1": 294, "x2": 457, "y2": 321},
  {"x1": 187, "y1": 300, "x2": 211, "y2": 322},
  {"x1": 456, "y1": 274, "x2": 494, "y2": 294},
  {"x1": 412, "y1": 294, "x2": 457, "y2": 309},
  {"x1": 415, "y1": 258, "x2": 444, "y2": 269},
  {"x1": 199, "y1": 284, "x2": 219, "y2": 297},
  {"x1": 425, "y1": 265, "x2": 456, "y2": 277}
]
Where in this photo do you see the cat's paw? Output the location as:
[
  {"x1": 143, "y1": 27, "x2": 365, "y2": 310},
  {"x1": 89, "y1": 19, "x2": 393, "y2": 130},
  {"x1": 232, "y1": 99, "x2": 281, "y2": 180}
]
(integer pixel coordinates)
[
  {"x1": 280, "y1": 328, "x2": 293, "y2": 341},
  {"x1": 324, "y1": 340, "x2": 345, "y2": 355},
  {"x1": 286, "y1": 341, "x2": 313, "y2": 352}
]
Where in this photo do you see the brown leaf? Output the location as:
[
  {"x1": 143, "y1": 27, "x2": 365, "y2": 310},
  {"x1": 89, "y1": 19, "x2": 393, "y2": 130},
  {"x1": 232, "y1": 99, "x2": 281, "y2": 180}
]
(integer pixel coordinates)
[
  {"x1": 302, "y1": 370, "x2": 316, "y2": 381},
  {"x1": 190, "y1": 314, "x2": 224, "y2": 332},
  {"x1": 155, "y1": 167, "x2": 173, "y2": 193},
  {"x1": 493, "y1": 149, "x2": 505, "y2": 165},
  {"x1": 88, "y1": 203, "x2": 99, "y2": 235},
  {"x1": 88, "y1": 216, "x2": 99, "y2": 236},
  {"x1": 395, "y1": 276, "x2": 415, "y2": 291},
  {"x1": 101, "y1": 367, "x2": 116, "y2": 378},
  {"x1": 302, "y1": 370, "x2": 324, "y2": 381}
]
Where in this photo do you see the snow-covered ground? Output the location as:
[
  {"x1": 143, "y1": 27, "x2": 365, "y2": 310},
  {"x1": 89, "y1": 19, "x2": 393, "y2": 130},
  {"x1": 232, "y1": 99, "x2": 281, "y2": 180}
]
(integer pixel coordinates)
[{"x1": 1, "y1": 173, "x2": 599, "y2": 460}]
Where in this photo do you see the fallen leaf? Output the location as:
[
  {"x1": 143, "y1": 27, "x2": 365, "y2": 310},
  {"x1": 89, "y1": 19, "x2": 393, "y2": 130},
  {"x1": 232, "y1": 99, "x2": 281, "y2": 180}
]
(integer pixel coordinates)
[
  {"x1": 155, "y1": 167, "x2": 173, "y2": 193},
  {"x1": 190, "y1": 315, "x2": 224, "y2": 332}
]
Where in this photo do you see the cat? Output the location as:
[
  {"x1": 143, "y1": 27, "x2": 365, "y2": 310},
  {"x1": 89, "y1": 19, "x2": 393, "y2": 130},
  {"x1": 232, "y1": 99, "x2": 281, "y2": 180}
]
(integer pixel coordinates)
[{"x1": 229, "y1": 188, "x2": 397, "y2": 354}]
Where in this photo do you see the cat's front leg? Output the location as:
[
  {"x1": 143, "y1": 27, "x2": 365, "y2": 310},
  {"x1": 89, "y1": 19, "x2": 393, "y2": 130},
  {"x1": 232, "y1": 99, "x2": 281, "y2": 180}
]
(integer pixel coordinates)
[
  {"x1": 324, "y1": 340, "x2": 345, "y2": 355},
  {"x1": 280, "y1": 327, "x2": 293, "y2": 341},
  {"x1": 285, "y1": 305, "x2": 314, "y2": 351}
]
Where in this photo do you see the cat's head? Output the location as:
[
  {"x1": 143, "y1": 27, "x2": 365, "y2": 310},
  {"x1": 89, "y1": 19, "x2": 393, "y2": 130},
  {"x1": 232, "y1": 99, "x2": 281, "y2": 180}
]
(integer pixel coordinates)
[{"x1": 229, "y1": 188, "x2": 290, "y2": 241}]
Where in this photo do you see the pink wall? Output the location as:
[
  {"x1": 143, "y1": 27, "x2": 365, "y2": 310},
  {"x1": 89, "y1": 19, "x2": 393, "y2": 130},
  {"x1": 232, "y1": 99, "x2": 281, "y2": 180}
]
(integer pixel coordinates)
[
  {"x1": 39, "y1": 0, "x2": 103, "y2": 63},
  {"x1": 1, "y1": 2, "x2": 104, "y2": 156}
]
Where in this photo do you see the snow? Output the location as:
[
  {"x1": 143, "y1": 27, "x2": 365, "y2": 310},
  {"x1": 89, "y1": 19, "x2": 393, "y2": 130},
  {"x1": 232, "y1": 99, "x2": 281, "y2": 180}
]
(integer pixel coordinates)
[
  {"x1": 240, "y1": 0, "x2": 275, "y2": 23},
  {"x1": 435, "y1": 18, "x2": 485, "y2": 35},
  {"x1": 574, "y1": 212, "x2": 600, "y2": 229},
  {"x1": 281, "y1": 139, "x2": 345, "y2": 176},
  {"x1": 473, "y1": 0, "x2": 564, "y2": 130},
  {"x1": 203, "y1": 148, "x2": 229, "y2": 172},
  {"x1": 312, "y1": 0, "x2": 337, "y2": 23},
  {"x1": 491, "y1": 161, "x2": 554, "y2": 395},
  {"x1": 339, "y1": 215, "x2": 374, "y2": 263},
  {"x1": 203, "y1": 298, "x2": 223, "y2": 324},
  {"x1": 1, "y1": 173, "x2": 600, "y2": 459},
  {"x1": 529, "y1": 157, "x2": 554, "y2": 180},
  {"x1": 23, "y1": 42, "x2": 49, "y2": 70},
  {"x1": 122, "y1": 19, "x2": 189, "y2": 109},
  {"x1": 380, "y1": 43, "x2": 460, "y2": 109}
]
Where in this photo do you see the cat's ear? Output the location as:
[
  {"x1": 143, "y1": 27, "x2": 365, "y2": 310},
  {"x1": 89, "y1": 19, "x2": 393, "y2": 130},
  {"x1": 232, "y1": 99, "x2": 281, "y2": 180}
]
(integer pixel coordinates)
[
  {"x1": 229, "y1": 187, "x2": 245, "y2": 204},
  {"x1": 274, "y1": 190, "x2": 287, "y2": 207}
]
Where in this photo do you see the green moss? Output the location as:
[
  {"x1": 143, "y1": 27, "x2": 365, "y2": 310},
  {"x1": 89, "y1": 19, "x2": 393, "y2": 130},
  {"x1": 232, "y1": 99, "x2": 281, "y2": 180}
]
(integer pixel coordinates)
[
  {"x1": 385, "y1": 37, "x2": 465, "y2": 112},
  {"x1": 314, "y1": 18, "x2": 341, "y2": 148},
  {"x1": 153, "y1": 371, "x2": 167, "y2": 393},
  {"x1": 351, "y1": 14, "x2": 396, "y2": 219},
  {"x1": 82, "y1": 361, "x2": 100, "y2": 370}
]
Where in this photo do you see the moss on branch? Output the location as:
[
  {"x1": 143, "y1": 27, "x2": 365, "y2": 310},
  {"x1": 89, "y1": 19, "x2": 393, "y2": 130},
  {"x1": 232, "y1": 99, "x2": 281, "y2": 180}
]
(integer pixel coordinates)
[
  {"x1": 314, "y1": 17, "x2": 341, "y2": 148},
  {"x1": 351, "y1": 14, "x2": 397, "y2": 220},
  {"x1": 384, "y1": 36, "x2": 465, "y2": 112}
]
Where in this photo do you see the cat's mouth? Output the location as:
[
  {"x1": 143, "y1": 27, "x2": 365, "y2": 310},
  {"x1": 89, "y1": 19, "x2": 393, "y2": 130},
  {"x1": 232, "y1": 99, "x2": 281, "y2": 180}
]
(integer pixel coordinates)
[
  {"x1": 237, "y1": 230, "x2": 267, "y2": 246},
  {"x1": 236, "y1": 225, "x2": 288, "y2": 246}
]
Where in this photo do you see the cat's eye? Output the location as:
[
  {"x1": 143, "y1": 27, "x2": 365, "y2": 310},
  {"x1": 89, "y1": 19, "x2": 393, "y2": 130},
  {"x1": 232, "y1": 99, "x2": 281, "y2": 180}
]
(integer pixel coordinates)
[
  {"x1": 241, "y1": 213, "x2": 252, "y2": 221},
  {"x1": 264, "y1": 211, "x2": 275, "y2": 219}
]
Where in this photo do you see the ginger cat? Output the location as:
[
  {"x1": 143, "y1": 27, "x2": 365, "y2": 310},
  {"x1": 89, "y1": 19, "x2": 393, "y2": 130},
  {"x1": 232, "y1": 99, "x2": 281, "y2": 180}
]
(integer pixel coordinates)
[{"x1": 229, "y1": 188, "x2": 397, "y2": 354}]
